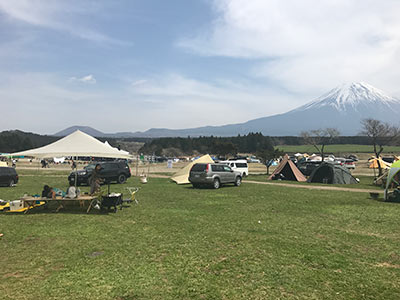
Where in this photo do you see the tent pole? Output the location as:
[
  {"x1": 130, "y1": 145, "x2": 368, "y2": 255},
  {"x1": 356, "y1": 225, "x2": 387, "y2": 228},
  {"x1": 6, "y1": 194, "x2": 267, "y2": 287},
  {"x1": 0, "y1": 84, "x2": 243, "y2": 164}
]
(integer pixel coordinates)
[
  {"x1": 136, "y1": 154, "x2": 139, "y2": 176},
  {"x1": 74, "y1": 156, "x2": 78, "y2": 189}
]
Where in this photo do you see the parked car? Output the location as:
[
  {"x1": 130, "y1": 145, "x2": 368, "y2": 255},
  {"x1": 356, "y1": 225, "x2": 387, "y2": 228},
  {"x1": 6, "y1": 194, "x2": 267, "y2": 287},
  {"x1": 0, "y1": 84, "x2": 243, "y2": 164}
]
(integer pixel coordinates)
[
  {"x1": 334, "y1": 158, "x2": 356, "y2": 169},
  {"x1": 247, "y1": 157, "x2": 261, "y2": 163},
  {"x1": 344, "y1": 159, "x2": 356, "y2": 169},
  {"x1": 219, "y1": 160, "x2": 249, "y2": 177},
  {"x1": 347, "y1": 154, "x2": 358, "y2": 161},
  {"x1": 189, "y1": 163, "x2": 242, "y2": 189},
  {"x1": 68, "y1": 161, "x2": 131, "y2": 186},
  {"x1": 0, "y1": 167, "x2": 18, "y2": 186}
]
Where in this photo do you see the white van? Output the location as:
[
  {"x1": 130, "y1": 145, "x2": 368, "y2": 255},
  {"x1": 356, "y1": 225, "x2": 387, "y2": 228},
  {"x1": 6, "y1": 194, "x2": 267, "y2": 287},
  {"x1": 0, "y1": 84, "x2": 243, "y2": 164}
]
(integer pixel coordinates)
[{"x1": 219, "y1": 160, "x2": 249, "y2": 177}]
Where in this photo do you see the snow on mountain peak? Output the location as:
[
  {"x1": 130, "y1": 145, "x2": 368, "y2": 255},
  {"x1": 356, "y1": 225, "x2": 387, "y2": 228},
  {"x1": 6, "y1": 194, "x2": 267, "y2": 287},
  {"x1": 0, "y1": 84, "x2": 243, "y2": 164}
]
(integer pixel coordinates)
[{"x1": 294, "y1": 82, "x2": 399, "y2": 112}]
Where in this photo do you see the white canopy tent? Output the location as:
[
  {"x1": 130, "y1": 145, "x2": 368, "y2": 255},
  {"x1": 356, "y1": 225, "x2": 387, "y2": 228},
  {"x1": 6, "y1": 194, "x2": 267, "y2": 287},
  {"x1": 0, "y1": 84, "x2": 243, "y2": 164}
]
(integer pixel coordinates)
[
  {"x1": 104, "y1": 141, "x2": 130, "y2": 156},
  {"x1": 10, "y1": 130, "x2": 132, "y2": 159}
]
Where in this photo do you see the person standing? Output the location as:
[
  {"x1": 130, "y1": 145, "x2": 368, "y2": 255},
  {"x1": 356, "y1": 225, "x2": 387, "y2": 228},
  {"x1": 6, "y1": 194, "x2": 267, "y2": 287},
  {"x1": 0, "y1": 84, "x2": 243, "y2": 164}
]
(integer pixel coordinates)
[{"x1": 89, "y1": 164, "x2": 103, "y2": 195}]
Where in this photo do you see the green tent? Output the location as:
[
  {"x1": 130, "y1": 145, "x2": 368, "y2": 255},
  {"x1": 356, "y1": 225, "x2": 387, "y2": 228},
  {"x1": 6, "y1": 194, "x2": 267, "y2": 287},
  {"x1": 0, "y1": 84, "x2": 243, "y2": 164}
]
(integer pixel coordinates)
[
  {"x1": 307, "y1": 162, "x2": 358, "y2": 184},
  {"x1": 384, "y1": 160, "x2": 400, "y2": 200}
]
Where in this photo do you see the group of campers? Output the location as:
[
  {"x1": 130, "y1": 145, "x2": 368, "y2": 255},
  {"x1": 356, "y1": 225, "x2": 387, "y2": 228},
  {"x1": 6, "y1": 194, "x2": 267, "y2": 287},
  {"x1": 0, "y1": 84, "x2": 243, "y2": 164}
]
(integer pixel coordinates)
[{"x1": 41, "y1": 163, "x2": 103, "y2": 199}]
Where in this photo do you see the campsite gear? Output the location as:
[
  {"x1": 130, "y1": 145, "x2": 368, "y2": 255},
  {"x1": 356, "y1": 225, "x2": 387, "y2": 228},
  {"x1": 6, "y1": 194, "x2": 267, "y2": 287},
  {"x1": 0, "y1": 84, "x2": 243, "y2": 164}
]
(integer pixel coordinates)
[
  {"x1": 268, "y1": 154, "x2": 306, "y2": 182},
  {"x1": 171, "y1": 154, "x2": 214, "y2": 184},
  {"x1": 384, "y1": 160, "x2": 400, "y2": 201},
  {"x1": 370, "y1": 192, "x2": 380, "y2": 200},
  {"x1": 140, "y1": 172, "x2": 148, "y2": 183},
  {"x1": 101, "y1": 193, "x2": 123, "y2": 212},
  {"x1": 9, "y1": 200, "x2": 24, "y2": 211},
  {"x1": 307, "y1": 162, "x2": 358, "y2": 184},
  {"x1": 125, "y1": 187, "x2": 139, "y2": 204},
  {"x1": 0, "y1": 201, "x2": 10, "y2": 211}
]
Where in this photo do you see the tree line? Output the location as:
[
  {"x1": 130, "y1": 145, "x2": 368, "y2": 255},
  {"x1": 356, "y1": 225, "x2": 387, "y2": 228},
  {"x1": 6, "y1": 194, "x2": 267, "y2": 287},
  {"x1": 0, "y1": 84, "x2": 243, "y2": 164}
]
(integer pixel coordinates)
[
  {"x1": 139, "y1": 133, "x2": 275, "y2": 156},
  {"x1": 0, "y1": 130, "x2": 59, "y2": 153}
]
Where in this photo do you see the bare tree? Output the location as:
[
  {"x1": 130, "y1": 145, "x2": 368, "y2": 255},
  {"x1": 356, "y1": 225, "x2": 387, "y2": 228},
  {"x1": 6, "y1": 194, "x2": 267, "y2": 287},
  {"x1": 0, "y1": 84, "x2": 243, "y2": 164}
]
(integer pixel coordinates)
[
  {"x1": 360, "y1": 118, "x2": 400, "y2": 176},
  {"x1": 300, "y1": 128, "x2": 340, "y2": 162},
  {"x1": 256, "y1": 148, "x2": 284, "y2": 175}
]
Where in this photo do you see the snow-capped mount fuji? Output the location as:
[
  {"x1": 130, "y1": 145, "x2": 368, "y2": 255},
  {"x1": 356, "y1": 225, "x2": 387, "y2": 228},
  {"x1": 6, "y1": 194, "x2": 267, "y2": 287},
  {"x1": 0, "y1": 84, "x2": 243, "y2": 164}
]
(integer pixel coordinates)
[
  {"x1": 293, "y1": 82, "x2": 399, "y2": 113},
  {"x1": 127, "y1": 82, "x2": 400, "y2": 137}
]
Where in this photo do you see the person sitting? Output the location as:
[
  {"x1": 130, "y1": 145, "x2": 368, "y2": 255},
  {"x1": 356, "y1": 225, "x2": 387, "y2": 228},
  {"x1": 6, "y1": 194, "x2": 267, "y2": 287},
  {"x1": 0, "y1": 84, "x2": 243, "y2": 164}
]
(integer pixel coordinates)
[
  {"x1": 66, "y1": 182, "x2": 80, "y2": 199},
  {"x1": 42, "y1": 185, "x2": 55, "y2": 199}
]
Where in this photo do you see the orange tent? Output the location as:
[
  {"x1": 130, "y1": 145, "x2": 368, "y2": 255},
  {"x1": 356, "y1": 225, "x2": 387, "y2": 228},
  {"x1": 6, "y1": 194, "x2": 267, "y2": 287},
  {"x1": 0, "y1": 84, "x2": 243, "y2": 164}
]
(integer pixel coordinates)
[{"x1": 369, "y1": 158, "x2": 391, "y2": 169}]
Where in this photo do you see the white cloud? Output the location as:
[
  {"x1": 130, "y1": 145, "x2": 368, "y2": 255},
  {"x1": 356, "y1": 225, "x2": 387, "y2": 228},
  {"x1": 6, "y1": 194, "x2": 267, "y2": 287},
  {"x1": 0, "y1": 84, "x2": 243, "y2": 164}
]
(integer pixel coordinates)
[
  {"x1": 69, "y1": 74, "x2": 97, "y2": 84},
  {"x1": 179, "y1": 0, "x2": 400, "y2": 94},
  {"x1": 0, "y1": 0, "x2": 127, "y2": 45},
  {"x1": 131, "y1": 79, "x2": 147, "y2": 86}
]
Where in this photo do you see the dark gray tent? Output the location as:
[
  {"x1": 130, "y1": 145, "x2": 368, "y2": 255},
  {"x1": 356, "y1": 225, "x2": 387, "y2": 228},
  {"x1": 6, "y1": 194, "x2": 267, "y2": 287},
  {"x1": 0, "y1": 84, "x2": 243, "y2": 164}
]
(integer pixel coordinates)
[{"x1": 307, "y1": 163, "x2": 358, "y2": 184}]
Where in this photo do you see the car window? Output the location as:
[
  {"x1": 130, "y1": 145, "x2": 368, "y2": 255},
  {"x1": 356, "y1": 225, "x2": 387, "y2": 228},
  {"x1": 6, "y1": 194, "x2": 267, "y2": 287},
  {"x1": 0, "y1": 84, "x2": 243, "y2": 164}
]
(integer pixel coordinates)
[
  {"x1": 103, "y1": 163, "x2": 118, "y2": 170},
  {"x1": 85, "y1": 164, "x2": 96, "y2": 171},
  {"x1": 191, "y1": 164, "x2": 207, "y2": 172},
  {"x1": 236, "y1": 163, "x2": 247, "y2": 168},
  {"x1": 223, "y1": 166, "x2": 232, "y2": 172},
  {"x1": 213, "y1": 165, "x2": 225, "y2": 172}
]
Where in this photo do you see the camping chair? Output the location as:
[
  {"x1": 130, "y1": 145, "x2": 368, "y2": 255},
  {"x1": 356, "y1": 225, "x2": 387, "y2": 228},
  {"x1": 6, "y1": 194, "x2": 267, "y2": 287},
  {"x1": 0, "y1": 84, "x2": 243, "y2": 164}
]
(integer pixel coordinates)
[{"x1": 125, "y1": 187, "x2": 140, "y2": 205}]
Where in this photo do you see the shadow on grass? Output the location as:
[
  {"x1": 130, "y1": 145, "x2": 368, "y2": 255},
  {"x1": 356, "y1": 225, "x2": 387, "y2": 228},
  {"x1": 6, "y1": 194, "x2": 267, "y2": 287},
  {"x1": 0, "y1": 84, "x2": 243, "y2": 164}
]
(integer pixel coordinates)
[{"x1": 2, "y1": 202, "x2": 132, "y2": 215}]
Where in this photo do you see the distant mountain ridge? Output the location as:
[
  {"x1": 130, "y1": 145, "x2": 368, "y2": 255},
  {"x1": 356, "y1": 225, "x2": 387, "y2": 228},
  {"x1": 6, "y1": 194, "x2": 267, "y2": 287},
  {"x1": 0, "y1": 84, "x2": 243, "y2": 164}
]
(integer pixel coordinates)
[
  {"x1": 54, "y1": 82, "x2": 400, "y2": 137},
  {"x1": 54, "y1": 126, "x2": 107, "y2": 137}
]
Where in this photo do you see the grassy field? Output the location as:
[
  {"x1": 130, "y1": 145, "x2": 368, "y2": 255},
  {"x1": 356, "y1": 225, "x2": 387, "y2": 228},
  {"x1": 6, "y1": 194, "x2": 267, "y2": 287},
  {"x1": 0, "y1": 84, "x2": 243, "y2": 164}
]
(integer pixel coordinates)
[
  {"x1": 275, "y1": 144, "x2": 400, "y2": 154},
  {"x1": 1, "y1": 173, "x2": 400, "y2": 299}
]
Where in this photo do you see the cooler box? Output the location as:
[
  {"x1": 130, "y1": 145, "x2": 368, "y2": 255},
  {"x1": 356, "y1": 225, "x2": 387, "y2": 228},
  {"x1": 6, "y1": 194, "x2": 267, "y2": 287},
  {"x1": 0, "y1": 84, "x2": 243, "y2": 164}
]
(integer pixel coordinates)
[{"x1": 10, "y1": 200, "x2": 24, "y2": 211}]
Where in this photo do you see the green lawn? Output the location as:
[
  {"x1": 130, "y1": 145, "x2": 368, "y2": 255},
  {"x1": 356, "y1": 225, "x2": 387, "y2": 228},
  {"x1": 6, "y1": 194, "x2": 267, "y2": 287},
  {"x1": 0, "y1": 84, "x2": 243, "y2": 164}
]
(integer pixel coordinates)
[
  {"x1": 275, "y1": 144, "x2": 400, "y2": 154},
  {"x1": 1, "y1": 174, "x2": 400, "y2": 299}
]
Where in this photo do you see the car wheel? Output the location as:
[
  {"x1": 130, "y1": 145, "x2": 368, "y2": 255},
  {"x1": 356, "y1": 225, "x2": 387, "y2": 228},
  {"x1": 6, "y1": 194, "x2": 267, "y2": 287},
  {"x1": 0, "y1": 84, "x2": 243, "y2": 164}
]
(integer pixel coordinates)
[
  {"x1": 234, "y1": 176, "x2": 242, "y2": 186},
  {"x1": 213, "y1": 178, "x2": 220, "y2": 189},
  {"x1": 118, "y1": 174, "x2": 127, "y2": 184},
  {"x1": 8, "y1": 179, "x2": 15, "y2": 187}
]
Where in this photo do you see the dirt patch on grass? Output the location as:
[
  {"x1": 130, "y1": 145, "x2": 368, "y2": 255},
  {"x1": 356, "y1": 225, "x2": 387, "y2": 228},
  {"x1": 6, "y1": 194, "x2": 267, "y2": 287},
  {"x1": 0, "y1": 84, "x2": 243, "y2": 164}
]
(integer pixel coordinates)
[
  {"x1": 244, "y1": 180, "x2": 382, "y2": 194},
  {"x1": 375, "y1": 262, "x2": 400, "y2": 269},
  {"x1": 3, "y1": 271, "x2": 25, "y2": 279}
]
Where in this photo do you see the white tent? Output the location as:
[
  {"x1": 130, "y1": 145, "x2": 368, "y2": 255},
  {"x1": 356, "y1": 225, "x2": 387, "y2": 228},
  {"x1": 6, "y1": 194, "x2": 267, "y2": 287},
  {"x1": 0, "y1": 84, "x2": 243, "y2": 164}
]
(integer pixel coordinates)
[
  {"x1": 104, "y1": 141, "x2": 130, "y2": 156},
  {"x1": 171, "y1": 154, "x2": 214, "y2": 184},
  {"x1": 10, "y1": 130, "x2": 132, "y2": 159}
]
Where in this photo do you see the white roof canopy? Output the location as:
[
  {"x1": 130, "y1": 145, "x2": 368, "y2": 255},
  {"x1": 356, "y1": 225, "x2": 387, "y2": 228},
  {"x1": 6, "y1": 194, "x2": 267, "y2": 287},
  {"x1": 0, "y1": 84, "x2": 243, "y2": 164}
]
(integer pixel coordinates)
[{"x1": 10, "y1": 130, "x2": 132, "y2": 159}]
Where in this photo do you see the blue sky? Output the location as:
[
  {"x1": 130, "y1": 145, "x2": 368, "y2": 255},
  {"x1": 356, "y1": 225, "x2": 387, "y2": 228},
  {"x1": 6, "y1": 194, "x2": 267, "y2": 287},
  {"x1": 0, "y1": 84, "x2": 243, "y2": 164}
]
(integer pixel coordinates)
[{"x1": 1, "y1": 0, "x2": 400, "y2": 134}]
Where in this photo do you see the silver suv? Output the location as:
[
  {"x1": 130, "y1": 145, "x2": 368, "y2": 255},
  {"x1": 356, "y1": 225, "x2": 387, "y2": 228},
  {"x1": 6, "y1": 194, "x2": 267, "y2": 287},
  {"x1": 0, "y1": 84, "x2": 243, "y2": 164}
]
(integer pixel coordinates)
[{"x1": 189, "y1": 163, "x2": 242, "y2": 189}]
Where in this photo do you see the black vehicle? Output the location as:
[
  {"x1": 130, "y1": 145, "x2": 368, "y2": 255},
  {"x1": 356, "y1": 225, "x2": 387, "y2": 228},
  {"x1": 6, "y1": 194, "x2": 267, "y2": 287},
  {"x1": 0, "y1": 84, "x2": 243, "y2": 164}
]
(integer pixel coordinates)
[
  {"x1": 0, "y1": 167, "x2": 19, "y2": 187},
  {"x1": 68, "y1": 161, "x2": 131, "y2": 186}
]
